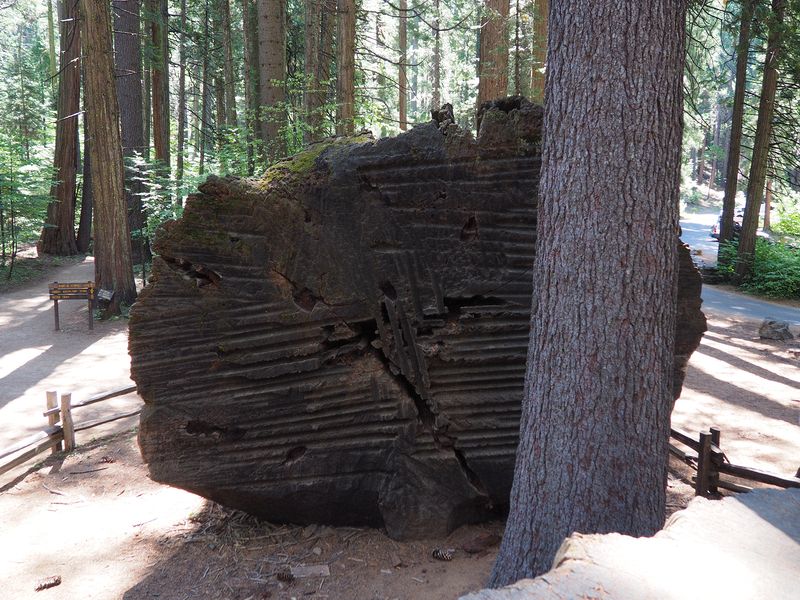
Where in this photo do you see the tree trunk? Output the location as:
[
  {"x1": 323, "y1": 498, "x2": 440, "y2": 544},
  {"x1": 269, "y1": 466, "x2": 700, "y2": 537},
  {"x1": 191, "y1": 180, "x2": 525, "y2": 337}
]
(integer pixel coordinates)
[
  {"x1": 176, "y1": 0, "x2": 187, "y2": 201},
  {"x1": 304, "y1": 0, "x2": 321, "y2": 142},
  {"x1": 696, "y1": 135, "x2": 706, "y2": 185},
  {"x1": 143, "y1": 50, "x2": 151, "y2": 160},
  {"x1": 720, "y1": 0, "x2": 755, "y2": 245},
  {"x1": 200, "y1": 0, "x2": 211, "y2": 175},
  {"x1": 530, "y1": 0, "x2": 547, "y2": 104},
  {"x1": 241, "y1": 0, "x2": 258, "y2": 171},
  {"x1": 489, "y1": 0, "x2": 685, "y2": 585},
  {"x1": 39, "y1": 0, "x2": 80, "y2": 256},
  {"x1": 336, "y1": 0, "x2": 356, "y2": 135},
  {"x1": 477, "y1": 0, "x2": 509, "y2": 110},
  {"x1": 150, "y1": 0, "x2": 170, "y2": 169},
  {"x1": 398, "y1": 0, "x2": 407, "y2": 130},
  {"x1": 80, "y1": 0, "x2": 137, "y2": 315},
  {"x1": 764, "y1": 177, "x2": 772, "y2": 230},
  {"x1": 114, "y1": 0, "x2": 148, "y2": 261},
  {"x1": 76, "y1": 114, "x2": 92, "y2": 253},
  {"x1": 513, "y1": 0, "x2": 520, "y2": 96},
  {"x1": 432, "y1": 0, "x2": 441, "y2": 109},
  {"x1": 257, "y1": 0, "x2": 287, "y2": 159},
  {"x1": 46, "y1": 0, "x2": 57, "y2": 100},
  {"x1": 221, "y1": 0, "x2": 238, "y2": 127},
  {"x1": 736, "y1": 0, "x2": 785, "y2": 282},
  {"x1": 707, "y1": 104, "x2": 722, "y2": 190}
]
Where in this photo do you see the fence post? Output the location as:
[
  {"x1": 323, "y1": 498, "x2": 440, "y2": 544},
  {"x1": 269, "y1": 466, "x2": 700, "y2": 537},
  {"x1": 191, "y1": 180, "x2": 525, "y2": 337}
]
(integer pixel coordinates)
[
  {"x1": 709, "y1": 427, "x2": 721, "y2": 494},
  {"x1": 45, "y1": 390, "x2": 63, "y2": 453},
  {"x1": 60, "y1": 392, "x2": 75, "y2": 452},
  {"x1": 696, "y1": 432, "x2": 712, "y2": 497}
]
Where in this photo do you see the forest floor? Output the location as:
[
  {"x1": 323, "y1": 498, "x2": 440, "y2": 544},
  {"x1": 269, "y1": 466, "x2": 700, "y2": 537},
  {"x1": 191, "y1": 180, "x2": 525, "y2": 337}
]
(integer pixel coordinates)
[{"x1": 0, "y1": 259, "x2": 798, "y2": 600}]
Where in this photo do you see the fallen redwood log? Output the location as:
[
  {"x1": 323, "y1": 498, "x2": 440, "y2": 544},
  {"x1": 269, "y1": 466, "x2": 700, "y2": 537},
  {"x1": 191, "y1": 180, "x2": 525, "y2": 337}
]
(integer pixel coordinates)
[{"x1": 130, "y1": 99, "x2": 706, "y2": 539}]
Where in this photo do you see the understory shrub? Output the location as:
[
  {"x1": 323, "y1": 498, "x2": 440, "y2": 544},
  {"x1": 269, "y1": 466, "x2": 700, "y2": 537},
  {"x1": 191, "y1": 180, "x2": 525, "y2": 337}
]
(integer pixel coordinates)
[{"x1": 719, "y1": 238, "x2": 800, "y2": 299}]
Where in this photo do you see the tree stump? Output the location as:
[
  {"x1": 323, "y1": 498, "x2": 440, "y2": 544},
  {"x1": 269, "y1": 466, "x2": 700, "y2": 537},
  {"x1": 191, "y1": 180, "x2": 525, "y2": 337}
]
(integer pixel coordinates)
[{"x1": 129, "y1": 99, "x2": 707, "y2": 539}]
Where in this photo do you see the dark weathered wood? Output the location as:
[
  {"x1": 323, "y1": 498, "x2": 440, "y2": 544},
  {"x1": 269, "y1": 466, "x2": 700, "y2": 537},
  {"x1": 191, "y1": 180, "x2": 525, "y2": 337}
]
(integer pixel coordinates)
[
  {"x1": 0, "y1": 426, "x2": 61, "y2": 462},
  {"x1": 0, "y1": 434, "x2": 63, "y2": 476},
  {"x1": 75, "y1": 408, "x2": 141, "y2": 432},
  {"x1": 709, "y1": 427, "x2": 721, "y2": 493},
  {"x1": 46, "y1": 391, "x2": 63, "y2": 453},
  {"x1": 72, "y1": 384, "x2": 137, "y2": 409},
  {"x1": 719, "y1": 463, "x2": 800, "y2": 490},
  {"x1": 130, "y1": 101, "x2": 706, "y2": 540},
  {"x1": 696, "y1": 432, "x2": 712, "y2": 497},
  {"x1": 60, "y1": 392, "x2": 75, "y2": 452},
  {"x1": 671, "y1": 428, "x2": 700, "y2": 451}
]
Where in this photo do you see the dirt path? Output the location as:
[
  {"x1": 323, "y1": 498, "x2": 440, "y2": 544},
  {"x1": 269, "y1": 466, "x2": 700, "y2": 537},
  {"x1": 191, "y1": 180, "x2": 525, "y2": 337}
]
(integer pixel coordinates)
[
  {"x1": 1, "y1": 267, "x2": 798, "y2": 599},
  {"x1": 0, "y1": 257, "x2": 142, "y2": 451}
]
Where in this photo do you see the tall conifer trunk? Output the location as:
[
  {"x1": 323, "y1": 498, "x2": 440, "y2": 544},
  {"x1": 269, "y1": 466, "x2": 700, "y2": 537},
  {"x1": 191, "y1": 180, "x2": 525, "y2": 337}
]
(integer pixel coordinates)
[
  {"x1": 720, "y1": 0, "x2": 755, "y2": 245},
  {"x1": 398, "y1": 0, "x2": 407, "y2": 130},
  {"x1": 257, "y1": 0, "x2": 287, "y2": 159},
  {"x1": 530, "y1": 0, "x2": 547, "y2": 103},
  {"x1": 304, "y1": 0, "x2": 322, "y2": 142},
  {"x1": 221, "y1": 0, "x2": 238, "y2": 127},
  {"x1": 736, "y1": 0, "x2": 785, "y2": 281},
  {"x1": 335, "y1": 0, "x2": 356, "y2": 135},
  {"x1": 489, "y1": 0, "x2": 685, "y2": 585},
  {"x1": 39, "y1": 0, "x2": 80, "y2": 256},
  {"x1": 114, "y1": 0, "x2": 147, "y2": 259},
  {"x1": 80, "y1": 0, "x2": 137, "y2": 315},
  {"x1": 241, "y1": 0, "x2": 259, "y2": 171},
  {"x1": 477, "y1": 0, "x2": 509, "y2": 109},
  {"x1": 150, "y1": 0, "x2": 170, "y2": 169}
]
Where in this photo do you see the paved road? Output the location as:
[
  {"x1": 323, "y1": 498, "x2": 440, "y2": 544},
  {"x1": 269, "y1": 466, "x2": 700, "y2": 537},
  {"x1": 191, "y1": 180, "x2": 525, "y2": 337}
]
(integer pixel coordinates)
[
  {"x1": 702, "y1": 285, "x2": 800, "y2": 326},
  {"x1": 680, "y1": 212, "x2": 719, "y2": 267},
  {"x1": 680, "y1": 211, "x2": 800, "y2": 326}
]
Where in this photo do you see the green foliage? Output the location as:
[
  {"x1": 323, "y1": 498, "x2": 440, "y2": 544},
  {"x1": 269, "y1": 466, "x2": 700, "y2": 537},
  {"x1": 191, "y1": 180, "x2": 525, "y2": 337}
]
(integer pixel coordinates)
[
  {"x1": 773, "y1": 211, "x2": 800, "y2": 238},
  {"x1": 718, "y1": 238, "x2": 800, "y2": 299}
]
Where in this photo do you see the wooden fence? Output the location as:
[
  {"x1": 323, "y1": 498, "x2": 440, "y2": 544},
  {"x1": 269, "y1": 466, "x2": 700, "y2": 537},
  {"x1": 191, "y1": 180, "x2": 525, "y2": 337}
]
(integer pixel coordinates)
[
  {"x1": 669, "y1": 427, "x2": 800, "y2": 496},
  {"x1": 0, "y1": 385, "x2": 139, "y2": 477}
]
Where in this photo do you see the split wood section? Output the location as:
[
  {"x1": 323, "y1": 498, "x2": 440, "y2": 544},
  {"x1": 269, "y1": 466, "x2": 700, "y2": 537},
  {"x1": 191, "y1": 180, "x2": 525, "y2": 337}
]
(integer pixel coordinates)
[
  {"x1": 48, "y1": 281, "x2": 96, "y2": 331},
  {"x1": 0, "y1": 385, "x2": 138, "y2": 477}
]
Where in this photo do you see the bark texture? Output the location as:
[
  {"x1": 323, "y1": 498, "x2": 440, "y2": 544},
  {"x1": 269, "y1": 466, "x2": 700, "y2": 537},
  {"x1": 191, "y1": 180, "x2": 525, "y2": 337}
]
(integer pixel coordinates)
[
  {"x1": 129, "y1": 100, "x2": 704, "y2": 541},
  {"x1": 81, "y1": 0, "x2": 137, "y2": 314},
  {"x1": 113, "y1": 0, "x2": 147, "y2": 258},
  {"x1": 529, "y1": 0, "x2": 547, "y2": 104},
  {"x1": 150, "y1": 0, "x2": 170, "y2": 168},
  {"x1": 398, "y1": 0, "x2": 408, "y2": 130},
  {"x1": 39, "y1": 0, "x2": 80, "y2": 256},
  {"x1": 489, "y1": 1, "x2": 686, "y2": 585},
  {"x1": 257, "y1": 0, "x2": 287, "y2": 159},
  {"x1": 336, "y1": 0, "x2": 356, "y2": 135},
  {"x1": 241, "y1": 0, "x2": 259, "y2": 170},
  {"x1": 476, "y1": 0, "x2": 510, "y2": 109},
  {"x1": 303, "y1": 0, "x2": 321, "y2": 142},
  {"x1": 736, "y1": 0, "x2": 785, "y2": 281},
  {"x1": 220, "y1": 0, "x2": 238, "y2": 127}
]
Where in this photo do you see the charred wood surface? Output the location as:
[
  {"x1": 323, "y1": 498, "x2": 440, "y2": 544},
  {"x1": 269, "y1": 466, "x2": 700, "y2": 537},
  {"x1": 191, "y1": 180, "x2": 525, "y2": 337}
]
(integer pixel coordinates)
[{"x1": 130, "y1": 100, "x2": 706, "y2": 539}]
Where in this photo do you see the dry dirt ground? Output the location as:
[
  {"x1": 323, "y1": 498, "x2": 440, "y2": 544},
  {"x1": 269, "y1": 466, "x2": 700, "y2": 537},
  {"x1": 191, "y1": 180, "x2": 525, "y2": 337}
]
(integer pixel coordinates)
[{"x1": 0, "y1": 261, "x2": 798, "y2": 600}]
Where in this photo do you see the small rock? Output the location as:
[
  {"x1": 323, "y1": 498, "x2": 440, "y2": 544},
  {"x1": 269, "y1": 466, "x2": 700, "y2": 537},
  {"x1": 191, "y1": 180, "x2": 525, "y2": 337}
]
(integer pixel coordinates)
[
  {"x1": 312, "y1": 546, "x2": 322, "y2": 556},
  {"x1": 381, "y1": 568, "x2": 393, "y2": 574},
  {"x1": 759, "y1": 319, "x2": 794, "y2": 341}
]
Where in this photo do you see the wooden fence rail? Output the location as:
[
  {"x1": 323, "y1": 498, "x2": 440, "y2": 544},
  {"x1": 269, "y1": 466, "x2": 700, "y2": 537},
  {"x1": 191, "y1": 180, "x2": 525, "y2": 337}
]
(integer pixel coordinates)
[
  {"x1": 0, "y1": 386, "x2": 139, "y2": 477},
  {"x1": 669, "y1": 426, "x2": 800, "y2": 496}
]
